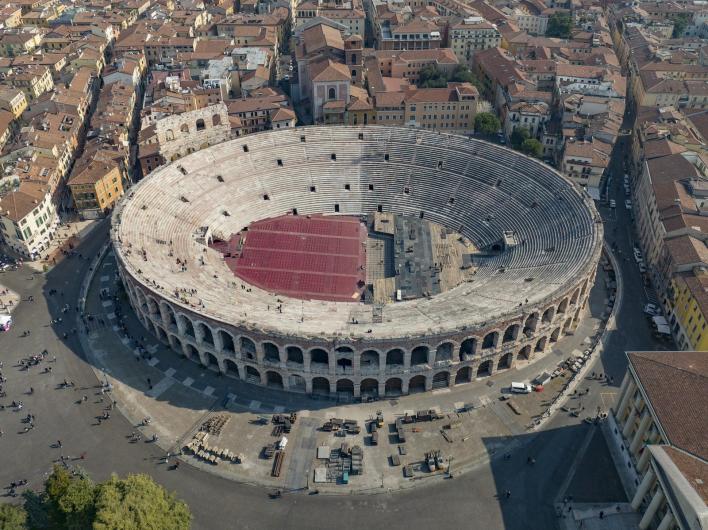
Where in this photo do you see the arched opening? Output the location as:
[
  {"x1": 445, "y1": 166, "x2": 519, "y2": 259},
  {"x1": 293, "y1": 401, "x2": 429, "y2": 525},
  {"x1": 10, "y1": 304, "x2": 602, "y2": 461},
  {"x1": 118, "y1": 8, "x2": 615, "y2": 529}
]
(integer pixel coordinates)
[
  {"x1": 432, "y1": 371, "x2": 449, "y2": 389},
  {"x1": 563, "y1": 318, "x2": 573, "y2": 333},
  {"x1": 336, "y1": 357, "x2": 353, "y2": 372},
  {"x1": 360, "y1": 378, "x2": 378, "y2": 398},
  {"x1": 312, "y1": 377, "x2": 330, "y2": 395},
  {"x1": 435, "y1": 342, "x2": 453, "y2": 363},
  {"x1": 199, "y1": 323, "x2": 214, "y2": 346},
  {"x1": 311, "y1": 348, "x2": 328, "y2": 366},
  {"x1": 336, "y1": 378, "x2": 354, "y2": 397},
  {"x1": 155, "y1": 325, "x2": 167, "y2": 343},
  {"x1": 212, "y1": 114, "x2": 221, "y2": 126},
  {"x1": 523, "y1": 313, "x2": 538, "y2": 337},
  {"x1": 171, "y1": 335, "x2": 182, "y2": 353},
  {"x1": 482, "y1": 331, "x2": 498, "y2": 350},
  {"x1": 289, "y1": 374, "x2": 306, "y2": 392},
  {"x1": 385, "y1": 377, "x2": 402, "y2": 396},
  {"x1": 181, "y1": 316, "x2": 195, "y2": 338},
  {"x1": 286, "y1": 346, "x2": 303, "y2": 364},
  {"x1": 409, "y1": 375, "x2": 426, "y2": 393},
  {"x1": 455, "y1": 366, "x2": 472, "y2": 384},
  {"x1": 263, "y1": 342, "x2": 280, "y2": 362},
  {"x1": 535, "y1": 336, "x2": 547, "y2": 352},
  {"x1": 205, "y1": 352, "x2": 219, "y2": 370},
  {"x1": 542, "y1": 307, "x2": 555, "y2": 324},
  {"x1": 147, "y1": 297, "x2": 159, "y2": 315},
  {"x1": 196, "y1": 118, "x2": 205, "y2": 131},
  {"x1": 558, "y1": 298, "x2": 569, "y2": 314},
  {"x1": 185, "y1": 343, "x2": 198, "y2": 359},
  {"x1": 245, "y1": 366, "x2": 261, "y2": 384},
  {"x1": 165, "y1": 129, "x2": 174, "y2": 141},
  {"x1": 386, "y1": 348, "x2": 404, "y2": 366},
  {"x1": 459, "y1": 338, "x2": 477, "y2": 360},
  {"x1": 503, "y1": 324, "x2": 519, "y2": 344},
  {"x1": 411, "y1": 346, "x2": 429, "y2": 366},
  {"x1": 335, "y1": 346, "x2": 354, "y2": 354},
  {"x1": 328, "y1": 87, "x2": 336, "y2": 100},
  {"x1": 240, "y1": 337, "x2": 256, "y2": 359},
  {"x1": 550, "y1": 327, "x2": 561, "y2": 343},
  {"x1": 180, "y1": 123, "x2": 189, "y2": 133},
  {"x1": 518, "y1": 345, "x2": 532, "y2": 360},
  {"x1": 570, "y1": 289, "x2": 579, "y2": 306},
  {"x1": 224, "y1": 359, "x2": 239, "y2": 378},
  {"x1": 266, "y1": 371, "x2": 283, "y2": 388},
  {"x1": 164, "y1": 304, "x2": 177, "y2": 327},
  {"x1": 477, "y1": 360, "x2": 492, "y2": 377},
  {"x1": 360, "y1": 350, "x2": 379, "y2": 371},
  {"x1": 497, "y1": 352, "x2": 513, "y2": 370},
  {"x1": 219, "y1": 330, "x2": 235, "y2": 354}
]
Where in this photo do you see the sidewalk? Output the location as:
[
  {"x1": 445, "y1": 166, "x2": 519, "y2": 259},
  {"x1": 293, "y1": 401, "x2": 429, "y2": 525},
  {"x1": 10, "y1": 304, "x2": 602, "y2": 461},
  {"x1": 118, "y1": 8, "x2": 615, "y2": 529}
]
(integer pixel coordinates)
[
  {"x1": 0, "y1": 285, "x2": 20, "y2": 315},
  {"x1": 25, "y1": 218, "x2": 102, "y2": 272}
]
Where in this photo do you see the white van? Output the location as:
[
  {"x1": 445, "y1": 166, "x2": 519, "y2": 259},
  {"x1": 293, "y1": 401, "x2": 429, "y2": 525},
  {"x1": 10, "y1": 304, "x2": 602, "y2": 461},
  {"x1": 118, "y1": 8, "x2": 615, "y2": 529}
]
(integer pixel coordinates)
[{"x1": 511, "y1": 382, "x2": 532, "y2": 394}]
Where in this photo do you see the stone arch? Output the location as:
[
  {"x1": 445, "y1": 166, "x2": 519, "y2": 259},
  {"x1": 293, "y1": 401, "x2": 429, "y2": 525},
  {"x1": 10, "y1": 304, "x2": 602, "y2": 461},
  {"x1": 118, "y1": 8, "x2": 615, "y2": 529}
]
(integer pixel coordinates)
[
  {"x1": 185, "y1": 343, "x2": 198, "y2": 359},
  {"x1": 212, "y1": 114, "x2": 221, "y2": 126},
  {"x1": 385, "y1": 377, "x2": 402, "y2": 396},
  {"x1": 328, "y1": 87, "x2": 336, "y2": 100},
  {"x1": 196, "y1": 118, "x2": 205, "y2": 131},
  {"x1": 263, "y1": 342, "x2": 280, "y2": 362},
  {"x1": 197, "y1": 322, "x2": 214, "y2": 346},
  {"x1": 502, "y1": 324, "x2": 520, "y2": 344},
  {"x1": 336, "y1": 378, "x2": 354, "y2": 397},
  {"x1": 523, "y1": 312, "x2": 539, "y2": 335},
  {"x1": 336, "y1": 357, "x2": 353, "y2": 371},
  {"x1": 245, "y1": 365, "x2": 260, "y2": 383},
  {"x1": 497, "y1": 352, "x2": 513, "y2": 370},
  {"x1": 162, "y1": 302, "x2": 177, "y2": 327},
  {"x1": 240, "y1": 336, "x2": 256, "y2": 359},
  {"x1": 386, "y1": 348, "x2": 404, "y2": 366},
  {"x1": 224, "y1": 358, "x2": 239, "y2": 378},
  {"x1": 360, "y1": 350, "x2": 379, "y2": 371},
  {"x1": 286, "y1": 346, "x2": 303, "y2": 364},
  {"x1": 432, "y1": 371, "x2": 449, "y2": 388},
  {"x1": 146, "y1": 296, "x2": 159, "y2": 315},
  {"x1": 218, "y1": 330, "x2": 235, "y2": 354},
  {"x1": 455, "y1": 366, "x2": 472, "y2": 384},
  {"x1": 205, "y1": 351, "x2": 219, "y2": 370},
  {"x1": 180, "y1": 123, "x2": 189, "y2": 133},
  {"x1": 170, "y1": 334, "x2": 182, "y2": 353},
  {"x1": 409, "y1": 375, "x2": 426, "y2": 393},
  {"x1": 411, "y1": 345, "x2": 429, "y2": 365},
  {"x1": 312, "y1": 376, "x2": 330, "y2": 395},
  {"x1": 518, "y1": 344, "x2": 532, "y2": 360},
  {"x1": 542, "y1": 306, "x2": 555, "y2": 324},
  {"x1": 289, "y1": 374, "x2": 306, "y2": 392},
  {"x1": 310, "y1": 348, "x2": 328, "y2": 366},
  {"x1": 360, "y1": 378, "x2": 379, "y2": 397},
  {"x1": 580, "y1": 279, "x2": 588, "y2": 298},
  {"x1": 477, "y1": 360, "x2": 492, "y2": 377},
  {"x1": 459, "y1": 337, "x2": 477, "y2": 360},
  {"x1": 179, "y1": 315, "x2": 195, "y2": 338},
  {"x1": 482, "y1": 331, "x2": 499, "y2": 350},
  {"x1": 550, "y1": 327, "x2": 561, "y2": 343},
  {"x1": 557, "y1": 298, "x2": 569, "y2": 314},
  {"x1": 165, "y1": 129, "x2": 174, "y2": 141},
  {"x1": 563, "y1": 317, "x2": 573, "y2": 333},
  {"x1": 535, "y1": 336, "x2": 547, "y2": 352},
  {"x1": 570, "y1": 289, "x2": 579, "y2": 306},
  {"x1": 265, "y1": 370, "x2": 283, "y2": 388},
  {"x1": 335, "y1": 346, "x2": 354, "y2": 355},
  {"x1": 435, "y1": 342, "x2": 453, "y2": 363},
  {"x1": 155, "y1": 325, "x2": 167, "y2": 343}
]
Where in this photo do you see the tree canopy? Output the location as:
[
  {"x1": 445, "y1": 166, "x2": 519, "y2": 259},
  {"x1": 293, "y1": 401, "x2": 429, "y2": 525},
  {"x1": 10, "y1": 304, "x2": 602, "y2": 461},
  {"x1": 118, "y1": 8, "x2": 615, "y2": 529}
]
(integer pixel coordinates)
[
  {"x1": 510, "y1": 127, "x2": 530, "y2": 149},
  {"x1": 546, "y1": 12, "x2": 573, "y2": 39},
  {"x1": 521, "y1": 138, "x2": 543, "y2": 158},
  {"x1": 672, "y1": 13, "x2": 690, "y2": 38},
  {"x1": 474, "y1": 112, "x2": 501, "y2": 135},
  {"x1": 0, "y1": 504, "x2": 27, "y2": 530},
  {"x1": 418, "y1": 64, "x2": 483, "y2": 91},
  {"x1": 12, "y1": 466, "x2": 191, "y2": 530}
]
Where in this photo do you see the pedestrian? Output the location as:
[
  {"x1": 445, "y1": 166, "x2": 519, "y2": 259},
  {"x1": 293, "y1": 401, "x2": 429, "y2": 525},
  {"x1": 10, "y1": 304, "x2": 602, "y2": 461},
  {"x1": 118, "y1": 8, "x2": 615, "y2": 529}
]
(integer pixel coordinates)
[
  {"x1": 57, "y1": 440, "x2": 62, "y2": 448},
  {"x1": 505, "y1": 490, "x2": 511, "y2": 499}
]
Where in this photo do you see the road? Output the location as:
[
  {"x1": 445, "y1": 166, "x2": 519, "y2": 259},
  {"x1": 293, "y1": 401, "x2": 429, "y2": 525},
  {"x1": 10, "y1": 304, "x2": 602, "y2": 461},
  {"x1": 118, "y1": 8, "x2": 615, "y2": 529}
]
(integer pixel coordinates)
[{"x1": 0, "y1": 125, "x2": 669, "y2": 529}]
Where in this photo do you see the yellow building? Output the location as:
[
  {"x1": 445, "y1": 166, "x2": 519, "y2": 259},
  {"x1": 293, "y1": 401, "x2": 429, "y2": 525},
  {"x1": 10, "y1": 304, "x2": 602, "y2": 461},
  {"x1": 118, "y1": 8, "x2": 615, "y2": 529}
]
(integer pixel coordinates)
[
  {"x1": 669, "y1": 271, "x2": 708, "y2": 351},
  {"x1": 0, "y1": 87, "x2": 28, "y2": 118},
  {"x1": 68, "y1": 162, "x2": 124, "y2": 218}
]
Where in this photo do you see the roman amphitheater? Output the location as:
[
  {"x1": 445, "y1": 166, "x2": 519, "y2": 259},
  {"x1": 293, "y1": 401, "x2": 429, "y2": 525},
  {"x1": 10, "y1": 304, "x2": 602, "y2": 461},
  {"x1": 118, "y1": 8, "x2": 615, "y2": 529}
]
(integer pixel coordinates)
[{"x1": 111, "y1": 125, "x2": 603, "y2": 399}]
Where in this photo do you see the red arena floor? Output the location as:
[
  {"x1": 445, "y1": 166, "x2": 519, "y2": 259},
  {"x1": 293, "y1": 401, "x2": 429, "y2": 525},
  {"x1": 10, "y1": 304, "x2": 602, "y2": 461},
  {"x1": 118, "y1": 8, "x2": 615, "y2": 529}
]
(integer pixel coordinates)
[{"x1": 212, "y1": 214, "x2": 367, "y2": 302}]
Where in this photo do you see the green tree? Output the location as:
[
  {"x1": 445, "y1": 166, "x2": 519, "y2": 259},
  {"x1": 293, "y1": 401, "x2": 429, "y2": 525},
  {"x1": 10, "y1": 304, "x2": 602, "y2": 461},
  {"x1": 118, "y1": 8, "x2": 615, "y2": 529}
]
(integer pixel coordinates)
[
  {"x1": 474, "y1": 112, "x2": 501, "y2": 135},
  {"x1": 672, "y1": 13, "x2": 690, "y2": 38},
  {"x1": 43, "y1": 466, "x2": 95, "y2": 530},
  {"x1": 93, "y1": 474, "x2": 191, "y2": 530},
  {"x1": 0, "y1": 504, "x2": 27, "y2": 530},
  {"x1": 418, "y1": 64, "x2": 448, "y2": 88},
  {"x1": 510, "y1": 127, "x2": 530, "y2": 149},
  {"x1": 546, "y1": 12, "x2": 573, "y2": 39},
  {"x1": 521, "y1": 138, "x2": 543, "y2": 158}
]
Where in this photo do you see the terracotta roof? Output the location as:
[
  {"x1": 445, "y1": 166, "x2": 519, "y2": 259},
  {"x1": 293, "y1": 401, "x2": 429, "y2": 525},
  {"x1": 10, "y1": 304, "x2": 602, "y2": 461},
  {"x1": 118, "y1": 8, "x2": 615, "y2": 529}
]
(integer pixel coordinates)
[
  {"x1": 628, "y1": 351, "x2": 708, "y2": 461},
  {"x1": 0, "y1": 186, "x2": 46, "y2": 223},
  {"x1": 661, "y1": 446, "x2": 708, "y2": 504},
  {"x1": 310, "y1": 59, "x2": 350, "y2": 82},
  {"x1": 271, "y1": 107, "x2": 295, "y2": 121},
  {"x1": 302, "y1": 23, "x2": 344, "y2": 54}
]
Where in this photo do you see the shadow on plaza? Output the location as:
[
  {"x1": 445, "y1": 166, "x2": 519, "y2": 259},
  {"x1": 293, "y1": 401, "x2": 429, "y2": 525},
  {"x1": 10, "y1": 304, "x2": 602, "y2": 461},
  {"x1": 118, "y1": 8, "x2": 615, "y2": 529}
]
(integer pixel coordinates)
[{"x1": 480, "y1": 421, "x2": 627, "y2": 530}]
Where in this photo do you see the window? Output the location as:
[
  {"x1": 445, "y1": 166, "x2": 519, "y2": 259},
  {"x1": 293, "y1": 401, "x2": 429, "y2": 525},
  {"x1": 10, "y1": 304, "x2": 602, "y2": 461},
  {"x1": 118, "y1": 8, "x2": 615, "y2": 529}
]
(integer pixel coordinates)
[
  {"x1": 277, "y1": 159, "x2": 283, "y2": 166},
  {"x1": 344, "y1": 184, "x2": 351, "y2": 190},
  {"x1": 331, "y1": 153, "x2": 336, "y2": 161},
  {"x1": 310, "y1": 186, "x2": 316, "y2": 192},
  {"x1": 368, "y1": 184, "x2": 374, "y2": 191},
  {"x1": 328, "y1": 87, "x2": 336, "y2": 100}
]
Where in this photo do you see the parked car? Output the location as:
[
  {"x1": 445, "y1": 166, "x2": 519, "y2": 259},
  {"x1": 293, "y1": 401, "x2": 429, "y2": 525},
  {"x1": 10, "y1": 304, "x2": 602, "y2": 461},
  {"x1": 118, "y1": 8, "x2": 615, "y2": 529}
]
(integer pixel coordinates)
[
  {"x1": 625, "y1": 199, "x2": 632, "y2": 210},
  {"x1": 639, "y1": 263, "x2": 647, "y2": 273},
  {"x1": 644, "y1": 303, "x2": 660, "y2": 316},
  {"x1": 609, "y1": 199, "x2": 616, "y2": 208}
]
